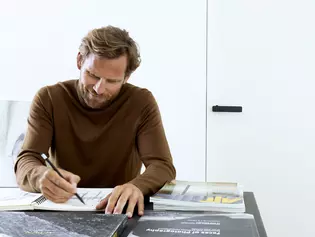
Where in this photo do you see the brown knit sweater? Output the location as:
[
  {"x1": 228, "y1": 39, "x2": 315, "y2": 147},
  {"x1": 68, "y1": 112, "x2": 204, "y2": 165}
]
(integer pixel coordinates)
[{"x1": 14, "y1": 80, "x2": 176, "y2": 195}]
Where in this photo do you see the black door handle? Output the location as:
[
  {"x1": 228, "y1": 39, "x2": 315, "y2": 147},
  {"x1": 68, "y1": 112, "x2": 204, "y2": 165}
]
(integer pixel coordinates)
[{"x1": 212, "y1": 105, "x2": 242, "y2": 112}]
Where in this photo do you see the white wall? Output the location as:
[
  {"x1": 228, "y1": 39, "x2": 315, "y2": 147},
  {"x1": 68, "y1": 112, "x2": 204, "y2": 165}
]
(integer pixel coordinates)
[
  {"x1": 207, "y1": 1, "x2": 315, "y2": 237},
  {"x1": 0, "y1": 0, "x2": 207, "y2": 183}
]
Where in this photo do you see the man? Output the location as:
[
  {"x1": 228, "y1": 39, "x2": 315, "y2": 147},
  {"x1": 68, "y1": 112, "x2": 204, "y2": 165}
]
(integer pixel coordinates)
[{"x1": 14, "y1": 26, "x2": 176, "y2": 218}]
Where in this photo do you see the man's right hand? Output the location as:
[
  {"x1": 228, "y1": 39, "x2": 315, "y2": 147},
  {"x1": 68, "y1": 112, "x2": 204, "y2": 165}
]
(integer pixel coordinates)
[{"x1": 37, "y1": 167, "x2": 81, "y2": 203}]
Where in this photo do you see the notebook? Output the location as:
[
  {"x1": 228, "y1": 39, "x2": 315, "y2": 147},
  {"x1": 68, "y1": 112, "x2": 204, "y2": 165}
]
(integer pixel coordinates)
[
  {"x1": 0, "y1": 211, "x2": 128, "y2": 237},
  {"x1": 0, "y1": 188, "x2": 112, "y2": 211}
]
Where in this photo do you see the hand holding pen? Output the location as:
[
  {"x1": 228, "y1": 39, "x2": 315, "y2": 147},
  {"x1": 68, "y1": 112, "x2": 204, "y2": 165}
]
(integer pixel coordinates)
[{"x1": 38, "y1": 153, "x2": 85, "y2": 204}]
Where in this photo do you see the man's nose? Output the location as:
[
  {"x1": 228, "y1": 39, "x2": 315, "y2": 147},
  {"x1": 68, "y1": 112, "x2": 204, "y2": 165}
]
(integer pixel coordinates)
[{"x1": 93, "y1": 78, "x2": 106, "y2": 95}]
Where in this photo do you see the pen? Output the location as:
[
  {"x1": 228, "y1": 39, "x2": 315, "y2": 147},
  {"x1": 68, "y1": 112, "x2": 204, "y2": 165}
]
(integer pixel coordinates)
[{"x1": 40, "y1": 153, "x2": 85, "y2": 205}]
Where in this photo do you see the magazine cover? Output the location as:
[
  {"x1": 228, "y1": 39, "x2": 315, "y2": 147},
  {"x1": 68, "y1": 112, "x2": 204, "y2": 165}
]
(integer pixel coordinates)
[
  {"x1": 153, "y1": 181, "x2": 242, "y2": 196},
  {"x1": 128, "y1": 211, "x2": 260, "y2": 237},
  {"x1": 151, "y1": 181, "x2": 244, "y2": 207},
  {"x1": 0, "y1": 211, "x2": 127, "y2": 237}
]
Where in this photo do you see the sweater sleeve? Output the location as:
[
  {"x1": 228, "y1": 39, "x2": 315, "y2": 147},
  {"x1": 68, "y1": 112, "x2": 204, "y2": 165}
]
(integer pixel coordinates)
[
  {"x1": 14, "y1": 87, "x2": 53, "y2": 192},
  {"x1": 128, "y1": 91, "x2": 176, "y2": 195}
]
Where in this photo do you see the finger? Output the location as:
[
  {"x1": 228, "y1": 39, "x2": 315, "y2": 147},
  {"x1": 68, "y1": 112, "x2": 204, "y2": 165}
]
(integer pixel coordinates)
[
  {"x1": 105, "y1": 186, "x2": 123, "y2": 214},
  {"x1": 113, "y1": 189, "x2": 133, "y2": 215},
  {"x1": 41, "y1": 184, "x2": 68, "y2": 203},
  {"x1": 53, "y1": 169, "x2": 78, "y2": 191},
  {"x1": 125, "y1": 193, "x2": 138, "y2": 218},
  {"x1": 39, "y1": 169, "x2": 70, "y2": 202},
  {"x1": 41, "y1": 188, "x2": 58, "y2": 202},
  {"x1": 96, "y1": 193, "x2": 111, "y2": 210},
  {"x1": 59, "y1": 169, "x2": 81, "y2": 186},
  {"x1": 42, "y1": 177, "x2": 74, "y2": 200},
  {"x1": 46, "y1": 170, "x2": 77, "y2": 194},
  {"x1": 41, "y1": 186, "x2": 68, "y2": 203},
  {"x1": 137, "y1": 195, "x2": 144, "y2": 216}
]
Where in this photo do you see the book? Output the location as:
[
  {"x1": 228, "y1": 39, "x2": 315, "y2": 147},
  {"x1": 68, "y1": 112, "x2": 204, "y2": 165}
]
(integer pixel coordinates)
[
  {"x1": 0, "y1": 211, "x2": 128, "y2": 237},
  {"x1": 128, "y1": 211, "x2": 260, "y2": 237},
  {"x1": 150, "y1": 181, "x2": 245, "y2": 213},
  {"x1": 0, "y1": 188, "x2": 112, "y2": 211}
]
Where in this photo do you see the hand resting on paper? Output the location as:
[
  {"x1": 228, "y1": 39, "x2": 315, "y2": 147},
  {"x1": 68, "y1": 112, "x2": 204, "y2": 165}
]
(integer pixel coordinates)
[
  {"x1": 37, "y1": 167, "x2": 81, "y2": 203},
  {"x1": 96, "y1": 183, "x2": 144, "y2": 218}
]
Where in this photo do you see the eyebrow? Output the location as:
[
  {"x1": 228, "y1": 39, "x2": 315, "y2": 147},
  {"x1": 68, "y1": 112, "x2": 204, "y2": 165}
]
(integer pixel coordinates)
[
  {"x1": 87, "y1": 70, "x2": 100, "y2": 79},
  {"x1": 87, "y1": 70, "x2": 123, "y2": 81}
]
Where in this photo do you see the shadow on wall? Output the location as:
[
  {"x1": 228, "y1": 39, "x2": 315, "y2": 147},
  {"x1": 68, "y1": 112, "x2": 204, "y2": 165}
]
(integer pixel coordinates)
[
  {"x1": 11, "y1": 133, "x2": 25, "y2": 163},
  {"x1": 0, "y1": 100, "x2": 31, "y2": 186}
]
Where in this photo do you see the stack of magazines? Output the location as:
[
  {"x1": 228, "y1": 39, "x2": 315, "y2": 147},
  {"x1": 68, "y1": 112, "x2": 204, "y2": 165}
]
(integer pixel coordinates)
[{"x1": 150, "y1": 180, "x2": 245, "y2": 213}]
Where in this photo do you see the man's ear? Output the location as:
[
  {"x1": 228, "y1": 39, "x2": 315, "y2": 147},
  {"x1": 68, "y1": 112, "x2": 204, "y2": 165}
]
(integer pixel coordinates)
[{"x1": 77, "y1": 52, "x2": 83, "y2": 70}]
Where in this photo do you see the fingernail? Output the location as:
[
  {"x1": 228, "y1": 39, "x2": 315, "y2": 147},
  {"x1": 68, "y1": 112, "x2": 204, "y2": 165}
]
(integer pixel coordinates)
[
  {"x1": 105, "y1": 211, "x2": 110, "y2": 214},
  {"x1": 139, "y1": 211, "x2": 144, "y2": 215},
  {"x1": 126, "y1": 212, "x2": 132, "y2": 218}
]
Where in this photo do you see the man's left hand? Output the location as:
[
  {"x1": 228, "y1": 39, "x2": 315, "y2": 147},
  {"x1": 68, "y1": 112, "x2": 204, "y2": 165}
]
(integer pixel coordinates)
[{"x1": 96, "y1": 183, "x2": 144, "y2": 218}]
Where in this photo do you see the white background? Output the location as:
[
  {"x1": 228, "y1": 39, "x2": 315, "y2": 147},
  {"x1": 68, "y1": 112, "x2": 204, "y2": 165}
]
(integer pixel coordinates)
[
  {"x1": 1, "y1": 0, "x2": 315, "y2": 236},
  {"x1": 0, "y1": 0, "x2": 207, "y2": 183}
]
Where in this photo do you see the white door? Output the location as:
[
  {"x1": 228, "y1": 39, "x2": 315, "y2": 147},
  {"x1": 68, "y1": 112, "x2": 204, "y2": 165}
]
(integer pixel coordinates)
[{"x1": 207, "y1": 1, "x2": 315, "y2": 237}]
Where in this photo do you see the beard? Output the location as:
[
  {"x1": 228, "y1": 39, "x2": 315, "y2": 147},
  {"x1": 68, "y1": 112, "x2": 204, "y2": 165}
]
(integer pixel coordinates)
[{"x1": 77, "y1": 82, "x2": 112, "y2": 109}]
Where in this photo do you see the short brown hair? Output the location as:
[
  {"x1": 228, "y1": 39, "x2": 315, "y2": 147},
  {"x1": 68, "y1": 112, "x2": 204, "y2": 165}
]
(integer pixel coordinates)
[{"x1": 79, "y1": 26, "x2": 141, "y2": 77}]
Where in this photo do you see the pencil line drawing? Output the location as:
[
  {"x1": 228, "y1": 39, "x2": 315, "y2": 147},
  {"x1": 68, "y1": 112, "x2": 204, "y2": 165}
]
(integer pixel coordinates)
[{"x1": 0, "y1": 100, "x2": 31, "y2": 186}]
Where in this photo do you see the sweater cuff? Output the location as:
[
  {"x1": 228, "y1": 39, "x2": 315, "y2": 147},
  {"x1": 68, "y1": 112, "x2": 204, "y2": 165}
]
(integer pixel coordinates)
[
  {"x1": 15, "y1": 157, "x2": 47, "y2": 192},
  {"x1": 128, "y1": 178, "x2": 151, "y2": 196}
]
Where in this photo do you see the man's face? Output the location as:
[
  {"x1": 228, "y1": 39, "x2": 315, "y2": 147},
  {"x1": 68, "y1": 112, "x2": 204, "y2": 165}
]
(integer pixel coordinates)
[{"x1": 77, "y1": 53, "x2": 128, "y2": 109}]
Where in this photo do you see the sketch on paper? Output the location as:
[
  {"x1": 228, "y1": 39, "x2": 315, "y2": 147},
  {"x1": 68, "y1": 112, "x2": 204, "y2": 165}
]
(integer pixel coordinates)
[{"x1": 0, "y1": 100, "x2": 31, "y2": 186}]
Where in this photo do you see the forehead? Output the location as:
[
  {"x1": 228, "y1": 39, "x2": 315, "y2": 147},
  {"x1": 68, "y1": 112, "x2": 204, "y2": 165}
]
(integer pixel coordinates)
[{"x1": 84, "y1": 54, "x2": 127, "y2": 78}]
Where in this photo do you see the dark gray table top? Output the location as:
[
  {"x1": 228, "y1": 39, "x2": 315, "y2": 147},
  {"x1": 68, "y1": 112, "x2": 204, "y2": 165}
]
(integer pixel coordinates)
[
  {"x1": 243, "y1": 192, "x2": 267, "y2": 237},
  {"x1": 122, "y1": 191, "x2": 267, "y2": 237}
]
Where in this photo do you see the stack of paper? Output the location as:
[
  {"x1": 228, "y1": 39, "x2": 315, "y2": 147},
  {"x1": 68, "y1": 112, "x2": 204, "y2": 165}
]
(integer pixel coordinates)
[{"x1": 150, "y1": 181, "x2": 245, "y2": 213}]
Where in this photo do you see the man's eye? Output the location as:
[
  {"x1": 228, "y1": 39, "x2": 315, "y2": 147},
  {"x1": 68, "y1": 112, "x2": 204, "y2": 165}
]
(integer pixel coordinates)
[{"x1": 88, "y1": 72, "x2": 99, "y2": 79}]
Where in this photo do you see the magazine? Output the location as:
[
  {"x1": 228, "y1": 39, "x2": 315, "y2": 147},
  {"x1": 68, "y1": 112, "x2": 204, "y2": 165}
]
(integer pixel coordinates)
[
  {"x1": 128, "y1": 210, "x2": 259, "y2": 237},
  {"x1": 150, "y1": 181, "x2": 245, "y2": 213}
]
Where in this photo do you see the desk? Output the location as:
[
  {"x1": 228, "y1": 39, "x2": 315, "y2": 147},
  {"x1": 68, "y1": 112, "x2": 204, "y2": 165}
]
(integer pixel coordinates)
[
  {"x1": 0, "y1": 188, "x2": 267, "y2": 237},
  {"x1": 121, "y1": 192, "x2": 268, "y2": 237}
]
